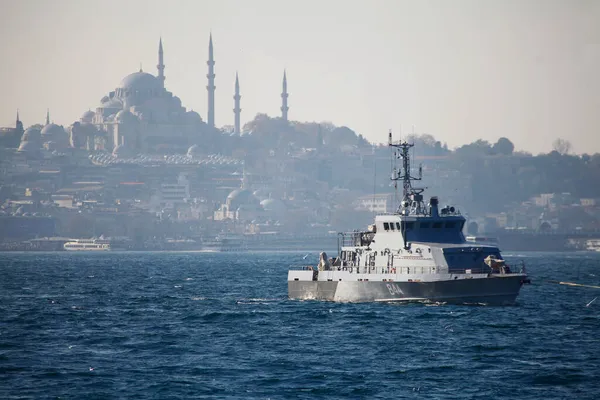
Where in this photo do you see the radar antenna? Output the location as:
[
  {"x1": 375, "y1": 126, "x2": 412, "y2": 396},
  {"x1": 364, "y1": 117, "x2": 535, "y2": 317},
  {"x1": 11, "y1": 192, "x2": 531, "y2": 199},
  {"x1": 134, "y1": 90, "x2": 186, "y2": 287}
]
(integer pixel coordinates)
[{"x1": 388, "y1": 130, "x2": 425, "y2": 214}]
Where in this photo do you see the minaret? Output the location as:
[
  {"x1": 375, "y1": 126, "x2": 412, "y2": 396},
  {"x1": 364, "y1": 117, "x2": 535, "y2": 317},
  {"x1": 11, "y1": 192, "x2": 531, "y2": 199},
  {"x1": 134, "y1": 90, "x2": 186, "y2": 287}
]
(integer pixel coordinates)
[
  {"x1": 233, "y1": 72, "x2": 241, "y2": 134},
  {"x1": 206, "y1": 33, "x2": 216, "y2": 128},
  {"x1": 15, "y1": 109, "x2": 23, "y2": 134},
  {"x1": 157, "y1": 37, "x2": 165, "y2": 88},
  {"x1": 281, "y1": 70, "x2": 289, "y2": 122},
  {"x1": 45, "y1": 109, "x2": 50, "y2": 125}
]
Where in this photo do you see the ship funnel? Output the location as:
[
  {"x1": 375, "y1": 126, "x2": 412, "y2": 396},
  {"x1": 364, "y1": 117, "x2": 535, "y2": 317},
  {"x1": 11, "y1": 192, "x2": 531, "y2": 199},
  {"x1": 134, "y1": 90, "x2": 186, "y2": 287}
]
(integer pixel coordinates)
[{"x1": 429, "y1": 196, "x2": 439, "y2": 217}]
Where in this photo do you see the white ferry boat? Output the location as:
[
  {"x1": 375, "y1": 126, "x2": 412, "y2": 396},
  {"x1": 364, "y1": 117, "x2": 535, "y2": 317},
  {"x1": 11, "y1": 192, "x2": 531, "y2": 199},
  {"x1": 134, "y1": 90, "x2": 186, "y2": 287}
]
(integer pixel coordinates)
[
  {"x1": 288, "y1": 132, "x2": 530, "y2": 305},
  {"x1": 466, "y1": 235, "x2": 499, "y2": 246},
  {"x1": 586, "y1": 239, "x2": 600, "y2": 252},
  {"x1": 63, "y1": 238, "x2": 127, "y2": 251},
  {"x1": 202, "y1": 233, "x2": 245, "y2": 252}
]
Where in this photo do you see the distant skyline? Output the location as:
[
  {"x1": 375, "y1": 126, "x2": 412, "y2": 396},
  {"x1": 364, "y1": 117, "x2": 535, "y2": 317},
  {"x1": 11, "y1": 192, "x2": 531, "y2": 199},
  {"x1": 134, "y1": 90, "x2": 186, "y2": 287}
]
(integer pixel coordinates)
[{"x1": 2, "y1": 0, "x2": 599, "y2": 154}]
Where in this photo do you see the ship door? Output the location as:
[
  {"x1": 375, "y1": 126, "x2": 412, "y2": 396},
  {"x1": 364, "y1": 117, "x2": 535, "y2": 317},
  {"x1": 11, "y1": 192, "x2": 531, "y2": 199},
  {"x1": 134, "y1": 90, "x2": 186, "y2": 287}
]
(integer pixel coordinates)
[
  {"x1": 342, "y1": 251, "x2": 357, "y2": 267},
  {"x1": 368, "y1": 253, "x2": 375, "y2": 268}
]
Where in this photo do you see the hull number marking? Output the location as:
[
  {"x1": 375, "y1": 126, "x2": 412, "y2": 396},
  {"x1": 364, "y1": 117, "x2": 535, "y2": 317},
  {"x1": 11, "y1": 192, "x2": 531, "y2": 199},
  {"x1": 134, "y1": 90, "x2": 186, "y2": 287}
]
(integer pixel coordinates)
[{"x1": 386, "y1": 283, "x2": 404, "y2": 296}]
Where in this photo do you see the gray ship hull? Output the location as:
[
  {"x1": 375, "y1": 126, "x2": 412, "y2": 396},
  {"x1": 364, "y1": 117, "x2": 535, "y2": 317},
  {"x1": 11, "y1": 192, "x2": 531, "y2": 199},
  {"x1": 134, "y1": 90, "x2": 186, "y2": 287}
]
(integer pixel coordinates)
[{"x1": 288, "y1": 274, "x2": 526, "y2": 305}]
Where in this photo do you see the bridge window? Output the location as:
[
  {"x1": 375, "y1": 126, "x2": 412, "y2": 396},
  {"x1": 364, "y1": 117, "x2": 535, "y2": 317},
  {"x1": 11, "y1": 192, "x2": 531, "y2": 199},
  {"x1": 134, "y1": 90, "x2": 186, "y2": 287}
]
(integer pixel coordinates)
[
  {"x1": 446, "y1": 222, "x2": 457, "y2": 229},
  {"x1": 389, "y1": 223, "x2": 395, "y2": 231},
  {"x1": 420, "y1": 222, "x2": 430, "y2": 228},
  {"x1": 433, "y1": 222, "x2": 443, "y2": 229},
  {"x1": 396, "y1": 222, "x2": 401, "y2": 230},
  {"x1": 383, "y1": 222, "x2": 390, "y2": 231}
]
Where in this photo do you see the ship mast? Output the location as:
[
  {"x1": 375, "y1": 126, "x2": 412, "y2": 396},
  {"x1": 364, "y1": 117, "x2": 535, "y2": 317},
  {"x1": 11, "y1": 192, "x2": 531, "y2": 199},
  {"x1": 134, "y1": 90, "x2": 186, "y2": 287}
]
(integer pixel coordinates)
[{"x1": 388, "y1": 130, "x2": 424, "y2": 214}]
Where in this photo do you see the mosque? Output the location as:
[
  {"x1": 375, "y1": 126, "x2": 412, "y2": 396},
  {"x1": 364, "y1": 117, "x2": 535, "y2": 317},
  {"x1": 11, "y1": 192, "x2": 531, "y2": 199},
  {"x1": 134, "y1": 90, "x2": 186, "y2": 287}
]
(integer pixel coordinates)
[
  {"x1": 71, "y1": 36, "x2": 211, "y2": 155},
  {"x1": 14, "y1": 34, "x2": 291, "y2": 157},
  {"x1": 68, "y1": 34, "x2": 291, "y2": 156}
]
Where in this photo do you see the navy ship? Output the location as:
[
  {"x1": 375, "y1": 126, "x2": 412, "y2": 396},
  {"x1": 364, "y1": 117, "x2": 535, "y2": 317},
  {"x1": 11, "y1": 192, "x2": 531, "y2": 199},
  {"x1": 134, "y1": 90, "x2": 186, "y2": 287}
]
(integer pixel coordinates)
[{"x1": 288, "y1": 132, "x2": 530, "y2": 304}]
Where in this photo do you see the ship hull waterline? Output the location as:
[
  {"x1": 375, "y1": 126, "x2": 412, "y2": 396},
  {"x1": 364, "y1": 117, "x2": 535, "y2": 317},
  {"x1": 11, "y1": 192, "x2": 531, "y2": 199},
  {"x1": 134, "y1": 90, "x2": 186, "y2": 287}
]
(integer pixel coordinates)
[{"x1": 288, "y1": 274, "x2": 527, "y2": 305}]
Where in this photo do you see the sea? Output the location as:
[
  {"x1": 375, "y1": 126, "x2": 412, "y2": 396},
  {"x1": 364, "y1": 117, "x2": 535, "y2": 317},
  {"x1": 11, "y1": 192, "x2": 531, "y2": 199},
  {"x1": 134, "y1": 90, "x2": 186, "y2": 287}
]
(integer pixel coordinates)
[{"x1": 1, "y1": 251, "x2": 599, "y2": 399}]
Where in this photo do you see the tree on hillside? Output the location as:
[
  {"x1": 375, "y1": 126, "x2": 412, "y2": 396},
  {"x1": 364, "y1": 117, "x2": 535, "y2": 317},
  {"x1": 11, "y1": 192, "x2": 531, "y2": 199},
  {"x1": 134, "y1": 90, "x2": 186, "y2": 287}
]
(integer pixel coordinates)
[
  {"x1": 325, "y1": 126, "x2": 361, "y2": 148},
  {"x1": 455, "y1": 139, "x2": 493, "y2": 157},
  {"x1": 404, "y1": 134, "x2": 450, "y2": 156},
  {"x1": 552, "y1": 138, "x2": 572, "y2": 155},
  {"x1": 492, "y1": 137, "x2": 514, "y2": 155}
]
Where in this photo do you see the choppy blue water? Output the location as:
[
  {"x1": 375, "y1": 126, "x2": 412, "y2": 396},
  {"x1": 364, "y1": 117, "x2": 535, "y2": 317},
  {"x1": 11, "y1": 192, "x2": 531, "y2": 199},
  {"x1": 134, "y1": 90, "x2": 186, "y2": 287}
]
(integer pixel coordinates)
[{"x1": 1, "y1": 251, "x2": 599, "y2": 399}]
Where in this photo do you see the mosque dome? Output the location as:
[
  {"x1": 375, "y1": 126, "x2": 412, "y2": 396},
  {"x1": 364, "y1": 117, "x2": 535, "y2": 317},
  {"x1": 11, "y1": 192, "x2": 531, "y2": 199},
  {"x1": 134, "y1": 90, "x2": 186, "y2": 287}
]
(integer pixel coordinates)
[
  {"x1": 101, "y1": 98, "x2": 123, "y2": 110},
  {"x1": 260, "y1": 198, "x2": 287, "y2": 216},
  {"x1": 81, "y1": 110, "x2": 95, "y2": 123},
  {"x1": 172, "y1": 96, "x2": 182, "y2": 108},
  {"x1": 187, "y1": 144, "x2": 202, "y2": 158},
  {"x1": 112, "y1": 144, "x2": 135, "y2": 158},
  {"x1": 119, "y1": 71, "x2": 161, "y2": 91},
  {"x1": 226, "y1": 189, "x2": 258, "y2": 208},
  {"x1": 115, "y1": 109, "x2": 138, "y2": 124},
  {"x1": 21, "y1": 127, "x2": 41, "y2": 143},
  {"x1": 227, "y1": 189, "x2": 245, "y2": 201},
  {"x1": 18, "y1": 140, "x2": 40, "y2": 153},
  {"x1": 41, "y1": 123, "x2": 64, "y2": 137},
  {"x1": 252, "y1": 189, "x2": 270, "y2": 200},
  {"x1": 185, "y1": 110, "x2": 202, "y2": 125}
]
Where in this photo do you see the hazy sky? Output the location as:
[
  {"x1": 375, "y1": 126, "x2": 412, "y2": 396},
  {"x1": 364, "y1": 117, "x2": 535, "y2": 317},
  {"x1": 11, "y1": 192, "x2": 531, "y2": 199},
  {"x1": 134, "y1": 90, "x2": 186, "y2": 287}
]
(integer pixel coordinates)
[{"x1": 2, "y1": 0, "x2": 599, "y2": 154}]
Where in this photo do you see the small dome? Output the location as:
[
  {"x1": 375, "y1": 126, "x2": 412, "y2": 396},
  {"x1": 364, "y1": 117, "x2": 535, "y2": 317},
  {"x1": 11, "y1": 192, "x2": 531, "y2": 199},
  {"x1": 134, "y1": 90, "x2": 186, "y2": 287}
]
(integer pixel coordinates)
[
  {"x1": 81, "y1": 110, "x2": 95, "y2": 122},
  {"x1": 119, "y1": 71, "x2": 161, "y2": 91},
  {"x1": 187, "y1": 144, "x2": 202, "y2": 158},
  {"x1": 172, "y1": 96, "x2": 182, "y2": 108},
  {"x1": 41, "y1": 123, "x2": 64, "y2": 136},
  {"x1": 18, "y1": 141, "x2": 40, "y2": 153},
  {"x1": 185, "y1": 111, "x2": 202, "y2": 125},
  {"x1": 101, "y1": 98, "x2": 122, "y2": 109},
  {"x1": 112, "y1": 144, "x2": 135, "y2": 158},
  {"x1": 226, "y1": 189, "x2": 258, "y2": 208},
  {"x1": 115, "y1": 109, "x2": 138, "y2": 124},
  {"x1": 253, "y1": 189, "x2": 270, "y2": 200},
  {"x1": 227, "y1": 189, "x2": 245, "y2": 201},
  {"x1": 21, "y1": 127, "x2": 41, "y2": 143},
  {"x1": 260, "y1": 198, "x2": 287, "y2": 215}
]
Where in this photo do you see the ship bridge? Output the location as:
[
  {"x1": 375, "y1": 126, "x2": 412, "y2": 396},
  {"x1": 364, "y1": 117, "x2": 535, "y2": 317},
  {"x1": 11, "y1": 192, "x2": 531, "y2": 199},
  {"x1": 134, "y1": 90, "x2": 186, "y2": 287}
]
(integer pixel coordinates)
[{"x1": 373, "y1": 202, "x2": 466, "y2": 246}]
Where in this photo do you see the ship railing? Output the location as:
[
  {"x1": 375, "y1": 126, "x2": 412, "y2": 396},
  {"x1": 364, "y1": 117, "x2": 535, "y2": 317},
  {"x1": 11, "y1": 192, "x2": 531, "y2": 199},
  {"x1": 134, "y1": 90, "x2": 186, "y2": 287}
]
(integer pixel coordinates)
[
  {"x1": 290, "y1": 264, "x2": 526, "y2": 275},
  {"x1": 338, "y1": 231, "x2": 374, "y2": 248},
  {"x1": 449, "y1": 268, "x2": 491, "y2": 274},
  {"x1": 374, "y1": 210, "x2": 462, "y2": 217},
  {"x1": 333, "y1": 264, "x2": 440, "y2": 275},
  {"x1": 289, "y1": 266, "x2": 316, "y2": 271}
]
